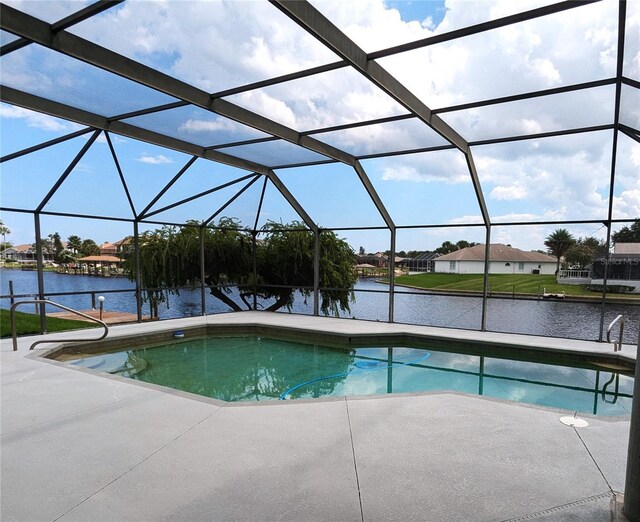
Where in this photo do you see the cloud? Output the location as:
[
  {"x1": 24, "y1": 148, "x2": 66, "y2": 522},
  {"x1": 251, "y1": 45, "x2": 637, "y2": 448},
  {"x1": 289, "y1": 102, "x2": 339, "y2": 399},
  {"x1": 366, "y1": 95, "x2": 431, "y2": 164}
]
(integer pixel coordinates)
[
  {"x1": 375, "y1": 149, "x2": 470, "y2": 184},
  {"x1": 0, "y1": 104, "x2": 81, "y2": 133},
  {"x1": 136, "y1": 154, "x2": 173, "y2": 165},
  {"x1": 4, "y1": 0, "x2": 635, "y2": 252},
  {"x1": 177, "y1": 117, "x2": 264, "y2": 139},
  {"x1": 490, "y1": 185, "x2": 527, "y2": 200},
  {"x1": 613, "y1": 188, "x2": 640, "y2": 218}
]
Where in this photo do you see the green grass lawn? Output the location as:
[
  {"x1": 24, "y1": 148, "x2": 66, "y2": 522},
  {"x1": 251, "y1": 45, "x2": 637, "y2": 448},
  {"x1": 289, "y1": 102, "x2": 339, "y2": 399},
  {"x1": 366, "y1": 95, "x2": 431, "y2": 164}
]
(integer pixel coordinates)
[
  {"x1": 0, "y1": 309, "x2": 99, "y2": 338},
  {"x1": 393, "y1": 273, "x2": 633, "y2": 298}
]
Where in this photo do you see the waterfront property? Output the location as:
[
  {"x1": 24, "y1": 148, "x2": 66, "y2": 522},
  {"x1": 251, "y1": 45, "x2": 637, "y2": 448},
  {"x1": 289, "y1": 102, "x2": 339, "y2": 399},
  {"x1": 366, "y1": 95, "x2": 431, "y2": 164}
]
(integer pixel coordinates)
[
  {"x1": 1, "y1": 1, "x2": 639, "y2": 520},
  {"x1": 559, "y1": 243, "x2": 640, "y2": 294},
  {"x1": 406, "y1": 251, "x2": 440, "y2": 273},
  {"x1": 1, "y1": 244, "x2": 55, "y2": 264},
  {"x1": 433, "y1": 244, "x2": 557, "y2": 275},
  {"x1": 593, "y1": 243, "x2": 640, "y2": 293}
]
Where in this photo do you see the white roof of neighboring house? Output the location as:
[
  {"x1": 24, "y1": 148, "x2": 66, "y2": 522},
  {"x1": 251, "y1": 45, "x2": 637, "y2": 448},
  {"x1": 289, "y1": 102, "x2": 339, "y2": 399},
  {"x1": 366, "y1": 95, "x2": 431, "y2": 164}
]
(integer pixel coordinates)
[
  {"x1": 435, "y1": 244, "x2": 556, "y2": 263},
  {"x1": 614, "y1": 243, "x2": 640, "y2": 254}
]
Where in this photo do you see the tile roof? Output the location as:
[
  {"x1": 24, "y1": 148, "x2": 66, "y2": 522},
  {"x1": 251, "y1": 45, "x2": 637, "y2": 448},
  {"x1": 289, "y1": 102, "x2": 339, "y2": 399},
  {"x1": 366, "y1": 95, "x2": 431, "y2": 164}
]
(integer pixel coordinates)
[{"x1": 435, "y1": 244, "x2": 556, "y2": 263}]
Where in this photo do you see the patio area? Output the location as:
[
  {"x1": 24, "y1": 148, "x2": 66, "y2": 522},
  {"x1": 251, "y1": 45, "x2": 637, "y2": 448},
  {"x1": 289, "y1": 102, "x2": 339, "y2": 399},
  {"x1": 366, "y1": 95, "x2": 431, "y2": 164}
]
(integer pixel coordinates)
[{"x1": 1, "y1": 313, "x2": 635, "y2": 521}]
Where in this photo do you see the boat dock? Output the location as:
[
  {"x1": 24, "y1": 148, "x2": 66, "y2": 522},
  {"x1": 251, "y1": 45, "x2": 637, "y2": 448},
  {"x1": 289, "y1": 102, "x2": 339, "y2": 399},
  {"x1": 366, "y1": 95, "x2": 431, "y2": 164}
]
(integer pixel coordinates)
[{"x1": 47, "y1": 310, "x2": 145, "y2": 324}]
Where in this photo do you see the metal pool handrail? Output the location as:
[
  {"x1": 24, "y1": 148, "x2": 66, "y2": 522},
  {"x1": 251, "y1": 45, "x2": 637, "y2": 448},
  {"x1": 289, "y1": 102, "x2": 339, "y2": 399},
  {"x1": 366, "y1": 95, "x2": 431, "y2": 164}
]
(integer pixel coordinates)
[
  {"x1": 606, "y1": 315, "x2": 624, "y2": 352},
  {"x1": 10, "y1": 299, "x2": 109, "y2": 351}
]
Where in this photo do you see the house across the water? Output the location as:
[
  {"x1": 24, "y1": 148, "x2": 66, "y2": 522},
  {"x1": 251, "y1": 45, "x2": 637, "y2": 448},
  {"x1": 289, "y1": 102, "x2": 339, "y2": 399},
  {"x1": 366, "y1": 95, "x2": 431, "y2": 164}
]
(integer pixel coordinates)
[
  {"x1": 1, "y1": 244, "x2": 55, "y2": 264},
  {"x1": 590, "y1": 243, "x2": 640, "y2": 293},
  {"x1": 433, "y1": 244, "x2": 557, "y2": 275}
]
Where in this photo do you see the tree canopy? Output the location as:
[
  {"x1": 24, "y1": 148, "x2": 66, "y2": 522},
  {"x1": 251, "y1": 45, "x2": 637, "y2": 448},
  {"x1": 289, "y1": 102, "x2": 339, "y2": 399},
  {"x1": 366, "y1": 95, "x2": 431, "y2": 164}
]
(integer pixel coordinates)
[
  {"x1": 564, "y1": 237, "x2": 607, "y2": 269},
  {"x1": 125, "y1": 219, "x2": 357, "y2": 317},
  {"x1": 0, "y1": 220, "x2": 10, "y2": 252},
  {"x1": 612, "y1": 219, "x2": 640, "y2": 244},
  {"x1": 80, "y1": 239, "x2": 100, "y2": 257},
  {"x1": 434, "y1": 240, "x2": 479, "y2": 255}
]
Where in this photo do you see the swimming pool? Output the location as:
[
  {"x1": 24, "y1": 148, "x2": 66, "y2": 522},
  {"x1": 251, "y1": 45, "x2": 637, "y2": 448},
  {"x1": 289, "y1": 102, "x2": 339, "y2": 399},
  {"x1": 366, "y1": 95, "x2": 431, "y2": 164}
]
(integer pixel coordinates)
[{"x1": 52, "y1": 334, "x2": 634, "y2": 416}]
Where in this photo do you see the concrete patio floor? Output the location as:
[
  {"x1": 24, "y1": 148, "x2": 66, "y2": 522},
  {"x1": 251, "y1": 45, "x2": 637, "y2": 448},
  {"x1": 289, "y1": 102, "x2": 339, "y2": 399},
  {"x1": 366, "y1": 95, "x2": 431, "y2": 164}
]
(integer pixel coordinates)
[{"x1": 1, "y1": 312, "x2": 636, "y2": 521}]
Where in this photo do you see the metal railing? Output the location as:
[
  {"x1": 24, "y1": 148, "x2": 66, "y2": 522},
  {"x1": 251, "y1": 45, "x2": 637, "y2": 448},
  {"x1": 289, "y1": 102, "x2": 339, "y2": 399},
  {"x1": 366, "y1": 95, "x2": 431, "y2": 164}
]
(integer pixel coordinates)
[
  {"x1": 10, "y1": 299, "x2": 109, "y2": 351},
  {"x1": 606, "y1": 314, "x2": 624, "y2": 352}
]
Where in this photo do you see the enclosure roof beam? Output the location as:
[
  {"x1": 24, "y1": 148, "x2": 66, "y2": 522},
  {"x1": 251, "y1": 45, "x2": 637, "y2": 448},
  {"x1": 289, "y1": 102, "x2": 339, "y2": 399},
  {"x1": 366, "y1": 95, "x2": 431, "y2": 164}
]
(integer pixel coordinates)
[
  {"x1": 270, "y1": 0, "x2": 467, "y2": 153},
  {"x1": 0, "y1": 127, "x2": 94, "y2": 163},
  {"x1": 0, "y1": 85, "x2": 272, "y2": 175},
  {"x1": 51, "y1": 0, "x2": 597, "y2": 126},
  {"x1": 202, "y1": 175, "x2": 262, "y2": 227},
  {"x1": 142, "y1": 173, "x2": 259, "y2": 220},
  {"x1": 208, "y1": 77, "x2": 616, "y2": 153},
  {"x1": 368, "y1": 0, "x2": 601, "y2": 60},
  {"x1": 270, "y1": 0, "x2": 490, "y2": 226},
  {"x1": 137, "y1": 157, "x2": 199, "y2": 219},
  {"x1": 36, "y1": 130, "x2": 102, "y2": 213},
  {"x1": 0, "y1": 0, "x2": 123, "y2": 57},
  {"x1": 619, "y1": 124, "x2": 640, "y2": 143},
  {"x1": 266, "y1": 170, "x2": 318, "y2": 234},
  {"x1": 0, "y1": 4, "x2": 359, "y2": 169},
  {"x1": 353, "y1": 161, "x2": 394, "y2": 230}
]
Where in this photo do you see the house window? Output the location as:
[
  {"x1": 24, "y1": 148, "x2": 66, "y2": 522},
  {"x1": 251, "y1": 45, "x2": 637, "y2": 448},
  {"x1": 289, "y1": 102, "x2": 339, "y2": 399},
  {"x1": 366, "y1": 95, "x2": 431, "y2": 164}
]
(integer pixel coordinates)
[
  {"x1": 449, "y1": 261, "x2": 456, "y2": 271},
  {"x1": 518, "y1": 262, "x2": 525, "y2": 270},
  {"x1": 505, "y1": 262, "x2": 510, "y2": 266}
]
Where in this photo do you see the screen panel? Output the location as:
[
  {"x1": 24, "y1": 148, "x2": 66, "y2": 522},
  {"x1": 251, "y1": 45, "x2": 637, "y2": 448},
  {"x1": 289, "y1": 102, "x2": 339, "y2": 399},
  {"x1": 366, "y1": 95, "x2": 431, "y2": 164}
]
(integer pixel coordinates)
[
  {"x1": 224, "y1": 66, "x2": 408, "y2": 132},
  {"x1": 439, "y1": 86, "x2": 615, "y2": 143},
  {"x1": 1, "y1": 44, "x2": 179, "y2": 117},
  {"x1": 68, "y1": 0, "x2": 340, "y2": 93},
  {"x1": 379, "y1": 1, "x2": 617, "y2": 109},
  {"x1": 122, "y1": 106, "x2": 270, "y2": 148},
  {"x1": 472, "y1": 130, "x2": 614, "y2": 223},
  {"x1": 361, "y1": 149, "x2": 481, "y2": 226},
  {"x1": 44, "y1": 137, "x2": 135, "y2": 219},
  {"x1": 1, "y1": 135, "x2": 91, "y2": 211},
  {"x1": 313, "y1": 117, "x2": 449, "y2": 157},
  {"x1": 275, "y1": 163, "x2": 388, "y2": 228}
]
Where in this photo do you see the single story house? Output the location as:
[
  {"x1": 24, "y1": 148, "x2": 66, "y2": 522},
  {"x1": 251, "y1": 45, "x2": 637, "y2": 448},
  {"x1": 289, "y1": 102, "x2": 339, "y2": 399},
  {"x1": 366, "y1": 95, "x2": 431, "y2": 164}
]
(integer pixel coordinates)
[{"x1": 434, "y1": 244, "x2": 557, "y2": 275}]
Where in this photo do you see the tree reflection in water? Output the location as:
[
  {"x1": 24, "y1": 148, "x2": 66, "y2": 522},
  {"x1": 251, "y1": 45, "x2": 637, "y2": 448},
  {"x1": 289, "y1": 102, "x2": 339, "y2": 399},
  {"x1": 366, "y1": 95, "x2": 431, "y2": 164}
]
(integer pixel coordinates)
[{"x1": 129, "y1": 337, "x2": 355, "y2": 401}]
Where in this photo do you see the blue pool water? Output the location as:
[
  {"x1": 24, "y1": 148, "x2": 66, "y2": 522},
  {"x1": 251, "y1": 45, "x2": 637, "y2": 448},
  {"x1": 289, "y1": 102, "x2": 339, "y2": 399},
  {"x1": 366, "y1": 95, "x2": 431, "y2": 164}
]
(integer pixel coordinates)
[{"x1": 59, "y1": 336, "x2": 633, "y2": 416}]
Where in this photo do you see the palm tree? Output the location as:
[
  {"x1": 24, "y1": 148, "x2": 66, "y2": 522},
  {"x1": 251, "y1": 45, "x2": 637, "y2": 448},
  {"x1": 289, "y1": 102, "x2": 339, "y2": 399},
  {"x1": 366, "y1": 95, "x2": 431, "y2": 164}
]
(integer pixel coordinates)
[
  {"x1": 544, "y1": 229, "x2": 575, "y2": 274},
  {"x1": 67, "y1": 235, "x2": 82, "y2": 254},
  {"x1": 0, "y1": 220, "x2": 10, "y2": 262}
]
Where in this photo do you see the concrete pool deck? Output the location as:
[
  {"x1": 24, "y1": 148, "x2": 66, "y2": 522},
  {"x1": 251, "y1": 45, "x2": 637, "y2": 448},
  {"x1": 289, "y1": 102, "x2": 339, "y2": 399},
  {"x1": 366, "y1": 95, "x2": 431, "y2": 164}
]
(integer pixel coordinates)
[{"x1": 1, "y1": 312, "x2": 637, "y2": 521}]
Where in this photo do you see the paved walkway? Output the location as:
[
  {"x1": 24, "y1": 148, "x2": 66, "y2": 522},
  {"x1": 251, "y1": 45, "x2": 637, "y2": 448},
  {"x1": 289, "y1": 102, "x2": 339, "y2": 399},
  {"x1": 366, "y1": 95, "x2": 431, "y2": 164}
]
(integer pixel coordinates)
[{"x1": 1, "y1": 313, "x2": 636, "y2": 521}]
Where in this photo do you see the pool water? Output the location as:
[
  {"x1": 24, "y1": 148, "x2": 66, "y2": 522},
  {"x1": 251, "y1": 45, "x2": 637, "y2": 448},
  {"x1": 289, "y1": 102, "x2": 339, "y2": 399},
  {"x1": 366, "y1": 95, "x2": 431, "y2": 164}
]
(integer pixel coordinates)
[{"x1": 62, "y1": 336, "x2": 634, "y2": 415}]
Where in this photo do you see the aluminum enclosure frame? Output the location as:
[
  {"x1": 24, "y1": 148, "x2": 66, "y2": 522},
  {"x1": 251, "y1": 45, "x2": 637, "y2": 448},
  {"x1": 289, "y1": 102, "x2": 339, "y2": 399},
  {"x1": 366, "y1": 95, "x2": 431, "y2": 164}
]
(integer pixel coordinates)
[{"x1": 0, "y1": 0, "x2": 638, "y2": 332}]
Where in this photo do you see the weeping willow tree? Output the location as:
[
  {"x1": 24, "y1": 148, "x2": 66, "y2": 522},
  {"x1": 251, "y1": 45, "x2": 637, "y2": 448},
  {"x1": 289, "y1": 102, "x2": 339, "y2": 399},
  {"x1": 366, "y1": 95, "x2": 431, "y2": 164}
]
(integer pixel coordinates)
[{"x1": 125, "y1": 219, "x2": 357, "y2": 316}]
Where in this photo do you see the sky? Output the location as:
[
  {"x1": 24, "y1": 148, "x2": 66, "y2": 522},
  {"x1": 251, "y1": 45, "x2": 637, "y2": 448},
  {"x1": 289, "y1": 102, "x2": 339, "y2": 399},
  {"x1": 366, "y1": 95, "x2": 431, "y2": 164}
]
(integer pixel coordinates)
[{"x1": 0, "y1": 0, "x2": 639, "y2": 254}]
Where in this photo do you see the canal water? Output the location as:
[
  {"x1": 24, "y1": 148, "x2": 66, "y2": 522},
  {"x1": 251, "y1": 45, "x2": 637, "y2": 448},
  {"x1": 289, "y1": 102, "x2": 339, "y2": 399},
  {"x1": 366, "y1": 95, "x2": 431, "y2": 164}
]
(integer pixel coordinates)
[{"x1": 1, "y1": 269, "x2": 638, "y2": 344}]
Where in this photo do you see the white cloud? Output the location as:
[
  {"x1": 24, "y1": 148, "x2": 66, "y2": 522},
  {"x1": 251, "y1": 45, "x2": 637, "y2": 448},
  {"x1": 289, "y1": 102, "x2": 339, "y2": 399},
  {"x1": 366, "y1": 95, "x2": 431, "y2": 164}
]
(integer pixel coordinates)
[
  {"x1": 176, "y1": 117, "x2": 264, "y2": 138},
  {"x1": 613, "y1": 188, "x2": 640, "y2": 218},
  {"x1": 136, "y1": 154, "x2": 172, "y2": 165},
  {"x1": 382, "y1": 165, "x2": 421, "y2": 182},
  {"x1": 490, "y1": 185, "x2": 528, "y2": 200},
  {"x1": 376, "y1": 149, "x2": 470, "y2": 184},
  {"x1": 1, "y1": 104, "x2": 81, "y2": 133},
  {"x1": 3, "y1": 0, "x2": 634, "y2": 252}
]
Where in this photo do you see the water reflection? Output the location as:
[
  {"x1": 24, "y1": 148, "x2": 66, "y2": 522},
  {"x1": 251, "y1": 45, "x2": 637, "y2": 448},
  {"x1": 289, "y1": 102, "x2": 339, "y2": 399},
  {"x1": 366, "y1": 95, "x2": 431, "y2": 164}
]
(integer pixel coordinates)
[
  {"x1": 1, "y1": 269, "x2": 638, "y2": 343},
  {"x1": 62, "y1": 336, "x2": 633, "y2": 416}
]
